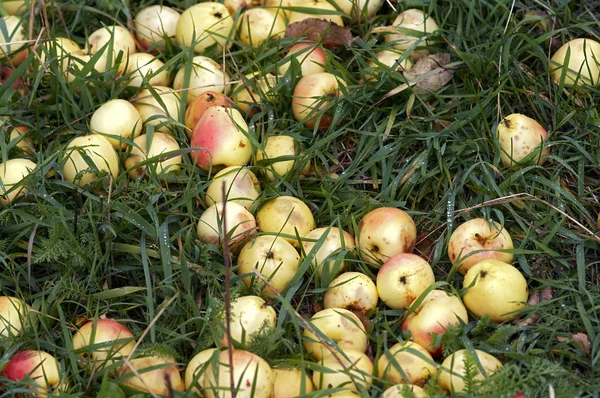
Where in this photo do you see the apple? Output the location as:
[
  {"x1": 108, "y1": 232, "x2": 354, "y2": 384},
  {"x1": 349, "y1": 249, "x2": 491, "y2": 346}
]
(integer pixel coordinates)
[
  {"x1": 173, "y1": 55, "x2": 229, "y2": 106},
  {"x1": 447, "y1": 217, "x2": 514, "y2": 275},
  {"x1": 1, "y1": 350, "x2": 68, "y2": 396},
  {"x1": 119, "y1": 354, "x2": 185, "y2": 395},
  {"x1": 329, "y1": 0, "x2": 383, "y2": 20},
  {"x1": 550, "y1": 38, "x2": 600, "y2": 86},
  {"x1": 236, "y1": 8, "x2": 286, "y2": 47},
  {"x1": 59, "y1": 51, "x2": 96, "y2": 82},
  {"x1": 327, "y1": 391, "x2": 361, "y2": 397},
  {"x1": 37, "y1": 37, "x2": 81, "y2": 71},
  {"x1": 197, "y1": 201, "x2": 257, "y2": 251},
  {"x1": 312, "y1": 350, "x2": 373, "y2": 393},
  {"x1": 287, "y1": 0, "x2": 345, "y2": 26},
  {"x1": 190, "y1": 106, "x2": 252, "y2": 171},
  {"x1": 255, "y1": 135, "x2": 304, "y2": 181},
  {"x1": 385, "y1": 9, "x2": 439, "y2": 56},
  {"x1": 219, "y1": 295, "x2": 277, "y2": 347},
  {"x1": 323, "y1": 272, "x2": 378, "y2": 313},
  {"x1": 462, "y1": 259, "x2": 528, "y2": 322},
  {"x1": 377, "y1": 341, "x2": 437, "y2": 386},
  {"x1": 184, "y1": 91, "x2": 233, "y2": 137},
  {"x1": 205, "y1": 166, "x2": 261, "y2": 211},
  {"x1": 278, "y1": 43, "x2": 327, "y2": 78},
  {"x1": 496, "y1": 113, "x2": 549, "y2": 168},
  {"x1": 272, "y1": 367, "x2": 314, "y2": 397},
  {"x1": 236, "y1": 235, "x2": 300, "y2": 296},
  {"x1": 365, "y1": 50, "x2": 414, "y2": 82},
  {"x1": 376, "y1": 253, "x2": 435, "y2": 310},
  {"x1": 2, "y1": 1, "x2": 26, "y2": 15},
  {"x1": 86, "y1": 24, "x2": 136, "y2": 71},
  {"x1": 438, "y1": 349, "x2": 502, "y2": 393},
  {"x1": 255, "y1": 195, "x2": 315, "y2": 247},
  {"x1": 303, "y1": 308, "x2": 367, "y2": 361},
  {"x1": 176, "y1": 2, "x2": 234, "y2": 54},
  {"x1": 301, "y1": 226, "x2": 355, "y2": 278},
  {"x1": 72, "y1": 318, "x2": 136, "y2": 370},
  {"x1": 1, "y1": 65, "x2": 23, "y2": 90},
  {"x1": 134, "y1": 5, "x2": 181, "y2": 50},
  {"x1": 119, "y1": 52, "x2": 170, "y2": 87},
  {"x1": 382, "y1": 384, "x2": 427, "y2": 398},
  {"x1": 9, "y1": 124, "x2": 34, "y2": 155},
  {"x1": 401, "y1": 290, "x2": 468, "y2": 356},
  {"x1": 224, "y1": 0, "x2": 262, "y2": 15},
  {"x1": 0, "y1": 295, "x2": 31, "y2": 337},
  {"x1": 185, "y1": 348, "x2": 219, "y2": 395},
  {"x1": 124, "y1": 132, "x2": 182, "y2": 179},
  {"x1": 292, "y1": 72, "x2": 345, "y2": 130},
  {"x1": 231, "y1": 72, "x2": 278, "y2": 115},
  {"x1": 90, "y1": 99, "x2": 143, "y2": 149},
  {"x1": 202, "y1": 349, "x2": 274, "y2": 398},
  {"x1": 358, "y1": 207, "x2": 417, "y2": 266},
  {"x1": 133, "y1": 86, "x2": 181, "y2": 133},
  {"x1": 0, "y1": 158, "x2": 36, "y2": 205},
  {"x1": 62, "y1": 134, "x2": 119, "y2": 186},
  {"x1": 0, "y1": 15, "x2": 27, "y2": 66}
]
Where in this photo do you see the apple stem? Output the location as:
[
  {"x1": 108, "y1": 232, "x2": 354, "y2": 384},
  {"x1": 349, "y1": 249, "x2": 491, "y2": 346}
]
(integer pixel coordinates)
[{"x1": 474, "y1": 233, "x2": 487, "y2": 245}]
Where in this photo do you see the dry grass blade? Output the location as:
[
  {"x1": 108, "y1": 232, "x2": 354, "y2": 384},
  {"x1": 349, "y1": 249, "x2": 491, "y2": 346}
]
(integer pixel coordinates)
[{"x1": 221, "y1": 181, "x2": 236, "y2": 398}]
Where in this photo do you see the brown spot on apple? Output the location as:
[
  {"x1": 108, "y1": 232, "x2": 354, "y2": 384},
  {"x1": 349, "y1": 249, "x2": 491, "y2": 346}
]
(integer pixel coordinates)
[
  {"x1": 400, "y1": 276, "x2": 407, "y2": 284},
  {"x1": 479, "y1": 270, "x2": 487, "y2": 278},
  {"x1": 503, "y1": 118, "x2": 512, "y2": 129},
  {"x1": 239, "y1": 141, "x2": 246, "y2": 148}
]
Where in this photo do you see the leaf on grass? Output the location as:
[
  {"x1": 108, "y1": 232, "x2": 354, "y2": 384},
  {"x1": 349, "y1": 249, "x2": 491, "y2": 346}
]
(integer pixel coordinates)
[
  {"x1": 404, "y1": 53, "x2": 454, "y2": 94},
  {"x1": 556, "y1": 333, "x2": 591, "y2": 356},
  {"x1": 285, "y1": 18, "x2": 354, "y2": 50}
]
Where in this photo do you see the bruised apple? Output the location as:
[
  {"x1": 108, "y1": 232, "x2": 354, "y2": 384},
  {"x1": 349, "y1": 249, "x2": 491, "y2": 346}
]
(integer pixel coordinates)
[
  {"x1": 119, "y1": 354, "x2": 185, "y2": 395},
  {"x1": 0, "y1": 295, "x2": 31, "y2": 337},
  {"x1": 0, "y1": 158, "x2": 36, "y2": 205},
  {"x1": 377, "y1": 341, "x2": 437, "y2": 386},
  {"x1": 302, "y1": 226, "x2": 355, "y2": 278},
  {"x1": 438, "y1": 349, "x2": 502, "y2": 393},
  {"x1": 272, "y1": 367, "x2": 314, "y2": 397},
  {"x1": 197, "y1": 201, "x2": 257, "y2": 251},
  {"x1": 62, "y1": 134, "x2": 119, "y2": 186},
  {"x1": 292, "y1": 72, "x2": 345, "y2": 129},
  {"x1": 185, "y1": 348, "x2": 219, "y2": 395},
  {"x1": 90, "y1": 99, "x2": 143, "y2": 149},
  {"x1": 496, "y1": 113, "x2": 549, "y2": 168},
  {"x1": 1, "y1": 350, "x2": 67, "y2": 396},
  {"x1": 205, "y1": 166, "x2": 261, "y2": 210},
  {"x1": 312, "y1": 350, "x2": 373, "y2": 393},
  {"x1": 184, "y1": 91, "x2": 233, "y2": 137},
  {"x1": 323, "y1": 272, "x2": 378, "y2": 313},
  {"x1": 124, "y1": 133, "x2": 182, "y2": 179},
  {"x1": 219, "y1": 295, "x2": 277, "y2": 347},
  {"x1": 255, "y1": 196, "x2": 315, "y2": 247}
]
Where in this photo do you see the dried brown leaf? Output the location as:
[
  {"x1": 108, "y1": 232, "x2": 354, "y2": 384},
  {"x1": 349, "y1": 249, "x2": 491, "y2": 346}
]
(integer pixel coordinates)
[
  {"x1": 556, "y1": 333, "x2": 591, "y2": 356},
  {"x1": 285, "y1": 18, "x2": 354, "y2": 50},
  {"x1": 404, "y1": 53, "x2": 454, "y2": 94}
]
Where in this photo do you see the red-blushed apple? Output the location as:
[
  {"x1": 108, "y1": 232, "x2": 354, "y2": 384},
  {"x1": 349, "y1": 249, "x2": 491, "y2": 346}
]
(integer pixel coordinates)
[
  {"x1": 185, "y1": 348, "x2": 219, "y2": 396},
  {"x1": 385, "y1": 9, "x2": 439, "y2": 56},
  {"x1": 377, "y1": 341, "x2": 437, "y2": 386},
  {"x1": 376, "y1": 253, "x2": 435, "y2": 310},
  {"x1": 202, "y1": 349, "x2": 274, "y2": 398},
  {"x1": 323, "y1": 272, "x2": 378, "y2": 313},
  {"x1": 291, "y1": 71, "x2": 346, "y2": 130},
  {"x1": 255, "y1": 196, "x2": 315, "y2": 247},
  {"x1": 447, "y1": 218, "x2": 514, "y2": 275},
  {"x1": 255, "y1": 135, "x2": 306, "y2": 181},
  {"x1": 190, "y1": 106, "x2": 252, "y2": 171},
  {"x1": 133, "y1": 86, "x2": 180, "y2": 133},
  {"x1": 302, "y1": 226, "x2": 355, "y2": 278},
  {"x1": 303, "y1": 308, "x2": 368, "y2": 361},
  {"x1": 90, "y1": 99, "x2": 143, "y2": 149},
  {"x1": 1, "y1": 350, "x2": 68, "y2": 396},
  {"x1": 550, "y1": 38, "x2": 600, "y2": 87},
  {"x1": 184, "y1": 91, "x2": 233, "y2": 138},
  {"x1": 0, "y1": 295, "x2": 31, "y2": 337},
  {"x1": 124, "y1": 132, "x2": 182, "y2": 179},
  {"x1": 0, "y1": 158, "x2": 36, "y2": 205},
  {"x1": 173, "y1": 55, "x2": 230, "y2": 105},
  {"x1": 205, "y1": 166, "x2": 261, "y2": 211},
  {"x1": 236, "y1": 8, "x2": 286, "y2": 47},
  {"x1": 272, "y1": 367, "x2": 314, "y2": 398},
  {"x1": 365, "y1": 50, "x2": 414, "y2": 82},
  {"x1": 231, "y1": 71, "x2": 278, "y2": 115},
  {"x1": 401, "y1": 289, "x2": 468, "y2": 356},
  {"x1": 312, "y1": 350, "x2": 373, "y2": 393},
  {"x1": 176, "y1": 2, "x2": 234, "y2": 54},
  {"x1": 496, "y1": 113, "x2": 550, "y2": 168},
  {"x1": 9, "y1": 125, "x2": 34, "y2": 155},
  {"x1": 0, "y1": 15, "x2": 27, "y2": 66},
  {"x1": 278, "y1": 43, "x2": 327, "y2": 78},
  {"x1": 118, "y1": 354, "x2": 185, "y2": 395},
  {"x1": 358, "y1": 207, "x2": 417, "y2": 266},
  {"x1": 197, "y1": 201, "x2": 257, "y2": 252},
  {"x1": 62, "y1": 134, "x2": 119, "y2": 187},
  {"x1": 287, "y1": 0, "x2": 345, "y2": 26},
  {"x1": 438, "y1": 349, "x2": 503, "y2": 393},
  {"x1": 119, "y1": 52, "x2": 169, "y2": 88},
  {"x1": 383, "y1": 384, "x2": 427, "y2": 398},
  {"x1": 236, "y1": 235, "x2": 300, "y2": 296},
  {"x1": 462, "y1": 259, "x2": 528, "y2": 322},
  {"x1": 219, "y1": 295, "x2": 277, "y2": 348},
  {"x1": 72, "y1": 318, "x2": 136, "y2": 370},
  {"x1": 134, "y1": 5, "x2": 181, "y2": 50}
]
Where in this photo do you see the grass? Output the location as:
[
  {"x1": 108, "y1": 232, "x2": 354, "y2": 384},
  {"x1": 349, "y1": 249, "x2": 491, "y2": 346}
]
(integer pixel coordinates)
[{"x1": 1, "y1": 0, "x2": 599, "y2": 396}]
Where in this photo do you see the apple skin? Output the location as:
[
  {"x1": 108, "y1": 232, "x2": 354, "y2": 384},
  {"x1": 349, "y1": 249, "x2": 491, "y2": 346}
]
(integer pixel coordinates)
[
  {"x1": 462, "y1": 259, "x2": 528, "y2": 322},
  {"x1": 0, "y1": 158, "x2": 36, "y2": 205},
  {"x1": 272, "y1": 367, "x2": 314, "y2": 397},
  {"x1": 197, "y1": 201, "x2": 257, "y2": 252},
  {"x1": 190, "y1": 106, "x2": 252, "y2": 172},
  {"x1": 255, "y1": 196, "x2": 315, "y2": 247},
  {"x1": 0, "y1": 295, "x2": 31, "y2": 337},
  {"x1": 496, "y1": 113, "x2": 549, "y2": 168},
  {"x1": 219, "y1": 295, "x2": 277, "y2": 348},
  {"x1": 382, "y1": 384, "x2": 427, "y2": 398},
  {"x1": 302, "y1": 226, "x2": 355, "y2": 278},
  {"x1": 185, "y1": 91, "x2": 233, "y2": 138},
  {"x1": 119, "y1": 355, "x2": 185, "y2": 395},
  {"x1": 312, "y1": 350, "x2": 373, "y2": 393},
  {"x1": 365, "y1": 50, "x2": 414, "y2": 82},
  {"x1": 358, "y1": 207, "x2": 417, "y2": 266},
  {"x1": 292, "y1": 72, "x2": 345, "y2": 130},
  {"x1": 1, "y1": 350, "x2": 67, "y2": 397},
  {"x1": 447, "y1": 218, "x2": 514, "y2": 275},
  {"x1": 185, "y1": 348, "x2": 219, "y2": 395},
  {"x1": 124, "y1": 132, "x2": 182, "y2": 179},
  {"x1": 2, "y1": 1, "x2": 26, "y2": 15},
  {"x1": 401, "y1": 290, "x2": 468, "y2": 356},
  {"x1": 9, "y1": 125, "x2": 34, "y2": 155},
  {"x1": 550, "y1": 38, "x2": 600, "y2": 86},
  {"x1": 438, "y1": 349, "x2": 502, "y2": 393},
  {"x1": 278, "y1": 43, "x2": 327, "y2": 78},
  {"x1": 323, "y1": 272, "x2": 378, "y2": 313},
  {"x1": 90, "y1": 99, "x2": 143, "y2": 149},
  {"x1": 134, "y1": 5, "x2": 181, "y2": 50},
  {"x1": 176, "y1": 2, "x2": 234, "y2": 54},
  {"x1": 303, "y1": 308, "x2": 367, "y2": 361},
  {"x1": 377, "y1": 341, "x2": 437, "y2": 386},
  {"x1": 376, "y1": 253, "x2": 435, "y2": 310}
]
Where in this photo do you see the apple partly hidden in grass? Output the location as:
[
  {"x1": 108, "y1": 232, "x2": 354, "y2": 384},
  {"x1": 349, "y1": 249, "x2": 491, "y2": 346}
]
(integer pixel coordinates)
[
  {"x1": 236, "y1": 7, "x2": 286, "y2": 48},
  {"x1": 237, "y1": 235, "x2": 300, "y2": 296},
  {"x1": 496, "y1": 113, "x2": 549, "y2": 168},
  {"x1": 1, "y1": 350, "x2": 68, "y2": 396},
  {"x1": 385, "y1": 9, "x2": 439, "y2": 56},
  {"x1": 312, "y1": 350, "x2": 373, "y2": 393},
  {"x1": 224, "y1": 0, "x2": 262, "y2": 15},
  {"x1": 302, "y1": 226, "x2": 356, "y2": 278},
  {"x1": 134, "y1": 5, "x2": 181, "y2": 50},
  {"x1": 303, "y1": 308, "x2": 368, "y2": 361},
  {"x1": 62, "y1": 134, "x2": 119, "y2": 186},
  {"x1": 185, "y1": 348, "x2": 219, "y2": 396},
  {"x1": 323, "y1": 272, "x2": 379, "y2": 313},
  {"x1": 401, "y1": 289, "x2": 468, "y2": 356},
  {"x1": 202, "y1": 349, "x2": 274, "y2": 398},
  {"x1": 462, "y1": 259, "x2": 528, "y2": 322},
  {"x1": 550, "y1": 38, "x2": 600, "y2": 87},
  {"x1": 255, "y1": 195, "x2": 315, "y2": 247},
  {"x1": 184, "y1": 91, "x2": 233, "y2": 137},
  {"x1": 447, "y1": 217, "x2": 514, "y2": 275},
  {"x1": 119, "y1": 52, "x2": 170, "y2": 88},
  {"x1": 0, "y1": 158, "x2": 36, "y2": 205},
  {"x1": 176, "y1": 2, "x2": 234, "y2": 54},
  {"x1": 272, "y1": 367, "x2": 314, "y2": 398},
  {"x1": 90, "y1": 99, "x2": 143, "y2": 149},
  {"x1": 438, "y1": 349, "x2": 503, "y2": 394},
  {"x1": 8, "y1": 125, "x2": 34, "y2": 155},
  {"x1": 205, "y1": 166, "x2": 261, "y2": 211},
  {"x1": 219, "y1": 295, "x2": 277, "y2": 348},
  {"x1": 358, "y1": 207, "x2": 417, "y2": 266},
  {"x1": 133, "y1": 86, "x2": 181, "y2": 133},
  {"x1": 382, "y1": 384, "x2": 427, "y2": 398},
  {"x1": 287, "y1": 0, "x2": 345, "y2": 26},
  {"x1": 292, "y1": 71, "x2": 346, "y2": 130},
  {"x1": 377, "y1": 341, "x2": 437, "y2": 386},
  {"x1": 86, "y1": 24, "x2": 136, "y2": 72},
  {"x1": 1, "y1": 1, "x2": 26, "y2": 15},
  {"x1": 38, "y1": 36, "x2": 81, "y2": 70},
  {"x1": 0, "y1": 295, "x2": 31, "y2": 337},
  {"x1": 197, "y1": 201, "x2": 257, "y2": 251},
  {"x1": 0, "y1": 15, "x2": 27, "y2": 66},
  {"x1": 278, "y1": 43, "x2": 327, "y2": 78},
  {"x1": 124, "y1": 132, "x2": 182, "y2": 179},
  {"x1": 173, "y1": 55, "x2": 230, "y2": 105},
  {"x1": 365, "y1": 50, "x2": 414, "y2": 82},
  {"x1": 231, "y1": 71, "x2": 278, "y2": 115},
  {"x1": 376, "y1": 253, "x2": 435, "y2": 310},
  {"x1": 255, "y1": 135, "x2": 304, "y2": 181},
  {"x1": 329, "y1": 0, "x2": 383, "y2": 20},
  {"x1": 118, "y1": 354, "x2": 185, "y2": 395}
]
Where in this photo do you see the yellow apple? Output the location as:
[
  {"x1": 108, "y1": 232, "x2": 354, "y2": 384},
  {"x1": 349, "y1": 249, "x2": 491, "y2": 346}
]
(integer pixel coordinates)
[
  {"x1": 0, "y1": 158, "x2": 36, "y2": 205},
  {"x1": 231, "y1": 71, "x2": 278, "y2": 115},
  {"x1": 0, "y1": 15, "x2": 27, "y2": 66},
  {"x1": 255, "y1": 135, "x2": 304, "y2": 181},
  {"x1": 385, "y1": 9, "x2": 439, "y2": 55},
  {"x1": 377, "y1": 341, "x2": 437, "y2": 386},
  {"x1": 312, "y1": 350, "x2": 373, "y2": 393},
  {"x1": 550, "y1": 38, "x2": 600, "y2": 86},
  {"x1": 133, "y1": 86, "x2": 181, "y2": 133},
  {"x1": 2, "y1": 1, "x2": 26, "y2": 15},
  {"x1": 124, "y1": 132, "x2": 182, "y2": 179},
  {"x1": 62, "y1": 134, "x2": 119, "y2": 186},
  {"x1": 383, "y1": 384, "x2": 427, "y2": 398},
  {"x1": 205, "y1": 166, "x2": 261, "y2": 211},
  {"x1": 119, "y1": 355, "x2": 185, "y2": 395},
  {"x1": 272, "y1": 367, "x2": 314, "y2": 397},
  {"x1": 134, "y1": 5, "x2": 181, "y2": 49},
  {"x1": 9, "y1": 125, "x2": 33, "y2": 155},
  {"x1": 176, "y1": 2, "x2": 234, "y2": 53},
  {"x1": 119, "y1": 52, "x2": 169, "y2": 87},
  {"x1": 256, "y1": 196, "x2": 315, "y2": 247},
  {"x1": 219, "y1": 295, "x2": 277, "y2": 347},
  {"x1": 438, "y1": 349, "x2": 502, "y2": 393},
  {"x1": 287, "y1": 0, "x2": 344, "y2": 26},
  {"x1": 185, "y1": 348, "x2": 219, "y2": 395},
  {"x1": 278, "y1": 43, "x2": 327, "y2": 78},
  {"x1": 90, "y1": 99, "x2": 143, "y2": 149},
  {"x1": 236, "y1": 8, "x2": 286, "y2": 47},
  {"x1": 291, "y1": 71, "x2": 345, "y2": 130},
  {"x1": 0, "y1": 295, "x2": 31, "y2": 337},
  {"x1": 323, "y1": 272, "x2": 378, "y2": 313},
  {"x1": 173, "y1": 55, "x2": 229, "y2": 105},
  {"x1": 496, "y1": 113, "x2": 549, "y2": 168},
  {"x1": 197, "y1": 201, "x2": 257, "y2": 252},
  {"x1": 365, "y1": 50, "x2": 413, "y2": 82},
  {"x1": 302, "y1": 226, "x2": 355, "y2": 278}
]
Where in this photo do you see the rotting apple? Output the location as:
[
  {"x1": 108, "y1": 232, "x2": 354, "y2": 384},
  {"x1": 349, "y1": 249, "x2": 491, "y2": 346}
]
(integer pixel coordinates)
[
  {"x1": 255, "y1": 195, "x2": 315, "y2": 247},
  {"x1": 272, "y1": 367, "x2": 314, "y2": 398},
  {"x1": 438, "y1": 349, "x2": 503, "y2": 394},
  {"x1": 447, "y1": 217, "x2": 514, "y2": 275},
  {"x1": 119, "y1": 52, "x2": 170, "y2": 88},
  {"x1": 134, "y1": 5, "x2": 181, "y2": 50},
  {"x1": 62, "y1": 134, "x2": 119, "y2": 187},
  {"x1": 124, "y1": 132, "x2": 182, "y2": 179},
  {"x1": 377, "y1": 341, "x2": 437, "y2": 386},
  {"x1": 119, "y1": 354, "x2": 185, "y2": 395},
  {"x1": 185, "y1": 348, "x2": 219, "y2": 396},
  {"x1": 376, "y1": 253, "x2": 435, "y2": 310},
  {"x1": 173, "y1": 55, "x2": 230, "y2": 105},
  {"x1": 197, "y1": 201, "x2": 257, "y2": 252},
  {"x1": 90, "y1": 99, "x2": 143, "y2": 149},
  {"x1": 0, "y1": 295, "x2": 31, "y2": 337},
  {"x1": 357, "y1": 207, "x2": 417, "y2": 266},
  {"x1": 462, "y1": 259, "x2": 528, "y2": 322},
  {"x1": 550, "y1": 38, "x2": 600, "y2": 87},
  {"x1": 291, "y1": 71, "x2": 346, "y2": 130},
  {"x1": 1, "y1": 350, "x2": 68, "y2": 396},
  {"x1": 278, "y1": 43, "x2": 327, "y2": 78},
  {"x1": 323, "y1": 272, "x2": 378, "y2": 313},
  {"x1": 205, "y1": 166, "x2": 261, "y2": 211},
  {"x1": 496, "y1": 113, "x2": 549, "y2": 168},
  {"x1": 382, "y1": 384, "x2": 427, "y2": 398},
  {"x1": 184, "y1": 91, "x2": 233, "y2": 137},
  {"x1": 0, "y1": 158, "x2": 36, "y2": 205},
  {"x1": 176, "y1": 2, "x2": 234, "y2": 54},
  {"x1": 301, "y1": 226, "x2": 355, "y2": 278},
  {"x1": 385, "y1": 9, "x2": 439, "y2": 57},
  {"x1": 312, "y1": 350, "x2": 373, "y2": 393},
  {"x1": 219, "y1": 295, "x2": 277, "y2": 347},
  {"x1": 133, "y1": 86, "x2": 181, "y2": 133}
]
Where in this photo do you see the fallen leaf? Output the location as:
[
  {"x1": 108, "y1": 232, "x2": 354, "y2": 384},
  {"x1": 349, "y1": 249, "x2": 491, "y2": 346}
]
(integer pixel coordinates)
[
  {"x1": 285, "y1": 18, "x2": 354, "y2": 50},
  {"x1": 403, "y1": 53, "x2": 454, "y2": 94},
  {"x1": 556, "y1": 333, "x2": 591, "y2": 356},
  {"x1": 515, "y1": 286, "x2": 553, "y2": 327}
]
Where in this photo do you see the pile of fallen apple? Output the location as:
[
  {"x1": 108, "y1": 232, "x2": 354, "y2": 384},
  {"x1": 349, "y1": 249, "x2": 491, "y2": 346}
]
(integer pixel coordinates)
[{"x1": 2, "y1": 0, "x2": 600, "y2": 396}]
